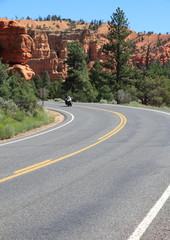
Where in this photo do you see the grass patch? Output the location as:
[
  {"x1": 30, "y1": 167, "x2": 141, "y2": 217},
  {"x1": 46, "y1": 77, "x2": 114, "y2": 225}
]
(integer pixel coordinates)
[{"x1": 0, "y1": 109, "x2": 55, "y2": 140}]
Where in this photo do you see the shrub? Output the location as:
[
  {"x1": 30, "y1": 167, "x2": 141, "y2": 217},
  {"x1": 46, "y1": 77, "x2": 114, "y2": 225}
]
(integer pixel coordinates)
[
  {"x1": 0, "y1": 125, "x2": 15, "y2": 140},
  {"x1": 4, "y1": 99, "x2": 18, "y2": 114},
  {"x1": 100, "y1": 99, "x2": 109, "y2": 104},
  {"x1": 116, "y1": 89, "x2": 132, "y2": 104}
]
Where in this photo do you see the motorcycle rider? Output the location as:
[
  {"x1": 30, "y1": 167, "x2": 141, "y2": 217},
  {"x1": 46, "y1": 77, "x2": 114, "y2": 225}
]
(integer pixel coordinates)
[{"x1": 65, "y1": 94, "x2": 72, "y2": 106}]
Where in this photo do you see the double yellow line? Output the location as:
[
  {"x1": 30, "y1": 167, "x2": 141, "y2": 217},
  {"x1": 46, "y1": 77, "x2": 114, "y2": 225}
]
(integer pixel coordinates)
[{"x1": 0, "y1": 106, "x2": 127, "y2": 183}]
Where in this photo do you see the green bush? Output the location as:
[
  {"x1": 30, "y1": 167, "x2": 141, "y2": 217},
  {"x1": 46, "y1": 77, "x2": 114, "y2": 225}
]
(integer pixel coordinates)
[
  {"x1": 13, "y1": 110, "x2": 26, "y2": 122},
  {"x1": 4, "y1": 99, "x2": 18, "y2": 115},
  {"x1": 0, "y1": 125, "x2": 15, "y2": 140}
]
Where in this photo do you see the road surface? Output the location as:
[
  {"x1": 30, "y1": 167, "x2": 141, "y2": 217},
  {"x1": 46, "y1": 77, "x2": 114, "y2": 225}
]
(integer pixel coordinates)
[{"x1": 0, "y1": 102, "x2": 170, "y2": 240}]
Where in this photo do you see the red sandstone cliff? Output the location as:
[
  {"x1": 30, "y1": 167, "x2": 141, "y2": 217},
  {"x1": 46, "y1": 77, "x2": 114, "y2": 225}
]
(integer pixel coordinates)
[
  {"x1": 27, "y1": 28, "x2": 107, "y2": 80},
  {"x1": 0, "y1": 20, "x2": 35, "y2": 80},
  {"x1": 27, "y1": 30, "x2": 62, "y2": 81}
]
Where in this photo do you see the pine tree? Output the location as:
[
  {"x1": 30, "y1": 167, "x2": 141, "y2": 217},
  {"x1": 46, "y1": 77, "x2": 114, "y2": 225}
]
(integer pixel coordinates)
[
  {"x1": 90, "y1": 60, "x2": 114, "y2": 101},
  {"x1": 42, "y1": 71, "x2": 50, "y2": 89},
  {"x1": 102, "y1": 7, "x2": 135, "y2": 90},
  {"x1": 32, "y1": 74, "x2": 43, "y2": 98},
  {"x1": 64, "y1": 41, "x2": 97, "y2": 102}
]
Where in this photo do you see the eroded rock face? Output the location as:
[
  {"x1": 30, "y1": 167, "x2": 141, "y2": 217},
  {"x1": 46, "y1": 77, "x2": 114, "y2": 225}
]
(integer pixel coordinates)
[
  {"x1": 27, "y1": 29, "x2": 105, "y2": 80},
  {"x1": 0, "y1": 20, "x2": 35, "y2": 80},
  {"x1": 27, "y1": 30, "x2": 64, "y2": 81},
  {"x1": 0, "y1": 20, "x2": 34, "y2": 63}
]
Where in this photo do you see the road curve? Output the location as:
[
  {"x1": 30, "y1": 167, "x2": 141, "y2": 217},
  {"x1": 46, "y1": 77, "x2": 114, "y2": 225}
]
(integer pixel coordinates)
[{"x1": 0, "y1": 102, "x2": 170, "y2": 240}]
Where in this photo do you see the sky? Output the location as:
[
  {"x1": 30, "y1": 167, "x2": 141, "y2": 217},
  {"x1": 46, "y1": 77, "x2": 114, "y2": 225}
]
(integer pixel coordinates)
[{"x1": 0, "y1": 0, "x2": 169, "y2": 34}]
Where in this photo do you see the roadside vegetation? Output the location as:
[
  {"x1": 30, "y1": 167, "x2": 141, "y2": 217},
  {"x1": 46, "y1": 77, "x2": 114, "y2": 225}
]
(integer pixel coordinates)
[{"x1": 0, "y1": 62, "x2": 54, "y2": 140}]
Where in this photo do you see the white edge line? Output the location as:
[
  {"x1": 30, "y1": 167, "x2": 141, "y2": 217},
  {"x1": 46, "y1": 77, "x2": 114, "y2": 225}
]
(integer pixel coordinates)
[
  {"x1": 0, "y1": 108, "x2": 74, "y2": 147},
  {"x1": 114, "y1": 105, "x2": 170, "y2": 240},
  {"x1": 127, "y1": 184, "x2": 170, "y2": 240}
]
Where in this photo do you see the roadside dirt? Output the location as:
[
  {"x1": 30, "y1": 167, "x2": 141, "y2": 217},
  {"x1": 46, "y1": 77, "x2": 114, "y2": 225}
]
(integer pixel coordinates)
[{"x1": 0, "y1": 110, "x2": 65, "y2": 143}]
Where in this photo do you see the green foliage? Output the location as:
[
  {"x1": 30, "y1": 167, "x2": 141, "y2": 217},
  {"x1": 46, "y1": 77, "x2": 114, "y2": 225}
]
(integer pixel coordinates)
[
  {"x1": 32, "y1": 71, "x2": 51, "y2": 100},
  {"x1": 90, "y1": 61, "x2": 115, "y2": 101},
  {"x1": 42, "y1": 71, "x2": 51, "y2": 89},
  {"x1": 89, "y1": 19, "x2": 103, "y2": 31},
  {"x1": 66, "y1": 41, "x2": 87, "y2": 70},
  {"x1": 147, "y1": 61, "x2": 170, "y2": 78},
  {"x1": 7, "y1": 73, "x2": 37, "y2": 112},
  {"x1": 137, "y1": 76, "x2": 170, "y2": 106},
  {"x1": 12, "y1": 110, "x2": 26, "y2": 121},
  {"x1": 32, "y1": 74, "x2": 42, "y2": 97},
  {"x1": 48, "y1": 78, "x2": 64, "y2": 99},
  {"x1": 0, "y1": 124, "x2": 15, "y2": 139},
  {"x1": 0, "y1": 61, "x2": 38, "y2": 113},
  {"x1": 64, "y1": 41, "x2": 97, "y2": 102}
]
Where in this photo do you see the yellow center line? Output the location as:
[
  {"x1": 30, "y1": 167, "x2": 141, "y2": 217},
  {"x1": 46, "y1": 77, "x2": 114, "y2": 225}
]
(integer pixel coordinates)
[
  {"x1": 14, "y1": 160, "x2": 52, "y2": 174},
  {"x1": 98, "y1": 112, "x2": 125, "y2": 140},
  {"x1": 0, "y1": 106, "x2": 127, "y2": 184}
]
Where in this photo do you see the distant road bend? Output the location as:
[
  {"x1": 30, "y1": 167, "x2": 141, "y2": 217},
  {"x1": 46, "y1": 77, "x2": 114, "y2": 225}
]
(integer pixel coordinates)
[{"x1": 0, "y1": 102, "x2": 170, "y2": 240}]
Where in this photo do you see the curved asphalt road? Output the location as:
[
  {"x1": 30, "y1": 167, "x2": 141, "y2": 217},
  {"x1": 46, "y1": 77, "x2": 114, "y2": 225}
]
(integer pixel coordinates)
[{"x1": 0, "y1": 101, "x2": 170, "y2": 240}]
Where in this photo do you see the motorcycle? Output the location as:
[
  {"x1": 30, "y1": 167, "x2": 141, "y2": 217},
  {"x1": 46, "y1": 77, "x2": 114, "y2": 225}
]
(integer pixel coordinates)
[{"x1": 65, "y1": 96, "x2": 72, "y2": 106}]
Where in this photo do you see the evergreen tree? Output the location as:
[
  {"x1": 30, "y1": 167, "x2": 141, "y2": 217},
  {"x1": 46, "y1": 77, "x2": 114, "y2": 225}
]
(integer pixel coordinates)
[
  {"x1": 64, "y1": 41, "x2": 97, "y2": 102},
  {"x1": 32, "y1": 74, "x2": 42, "y2": 98},
  {"x1": 90, "y1": 61, "x2": 114, "y2": 101},
  {"x1": 41, "y1": 71, "x2": 51, "y2": 100},
  {"x1": 146, "y1": 61, "x2": 170, "y2": 77},
  {"x1": 48, "y1": 78, "x2": 63, "y2": 99},
  {"x1": 42, "y1": 71, "x2": 50, "y2": 88},
  {"x1": 102, "y1": 7, "x2": 135, "y2": 90}
]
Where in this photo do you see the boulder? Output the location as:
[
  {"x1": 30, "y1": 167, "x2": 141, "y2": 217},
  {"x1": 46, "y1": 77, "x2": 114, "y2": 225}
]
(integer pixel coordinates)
[{"x1": 9, "y1": 64, "x2": 35, "y2": 81}]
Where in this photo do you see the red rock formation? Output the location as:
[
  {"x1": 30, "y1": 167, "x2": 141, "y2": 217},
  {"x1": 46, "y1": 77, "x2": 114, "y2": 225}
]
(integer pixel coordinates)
[
  {"x1": 27, "y1": 30, "x2": 66, "y2": 81},
  {"x1": 0, "y1": 20, "x2": 35, "y2": 80},
  {"x1": 0, "y1": 20, "x2": 34, "y2": 63}
]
